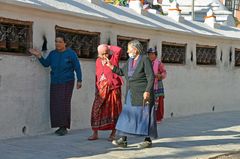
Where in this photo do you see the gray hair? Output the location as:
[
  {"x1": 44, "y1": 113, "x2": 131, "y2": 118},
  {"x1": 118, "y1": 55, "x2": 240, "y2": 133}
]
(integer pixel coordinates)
[{"x1": 128, "y1": 40, "x2": 144, "y2": 55}]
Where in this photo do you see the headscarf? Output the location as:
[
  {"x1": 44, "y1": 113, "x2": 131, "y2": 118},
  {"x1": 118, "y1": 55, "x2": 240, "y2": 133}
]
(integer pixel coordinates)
[
  {"x1": 147, "y1": 47, "x2": 157, "y2": 55},
  {"x1": 128, "y1": 40, "x2": 144, "y2": 55}
]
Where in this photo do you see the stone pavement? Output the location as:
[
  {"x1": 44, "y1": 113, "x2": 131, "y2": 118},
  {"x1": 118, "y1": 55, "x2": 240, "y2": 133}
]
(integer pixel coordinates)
[
  {"x1": 0, "y1": 111, "x2": 240, "y2": 159},
  {"x1": 210, "y1": 152, "x2": 240, "y2": 159}
]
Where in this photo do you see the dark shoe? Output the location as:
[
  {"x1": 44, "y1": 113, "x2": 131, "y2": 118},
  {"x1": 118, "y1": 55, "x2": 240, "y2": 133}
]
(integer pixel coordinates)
[
  {"x1": 137, "y1": 141, "x2": 152, "y2": 149},
  {"x1": 54, "y1": 128, "x2": 61, "y2": 134},
  {"x1": 56, "y1": 127, "x2": 68, "y2": 136},
  {"x1": 112, "y1": 137, "x2": 127, "y2": 148}
]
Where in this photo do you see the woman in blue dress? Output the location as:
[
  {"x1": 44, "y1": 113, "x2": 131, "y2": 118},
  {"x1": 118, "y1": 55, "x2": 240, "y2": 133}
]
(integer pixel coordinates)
[{"x1": 105, "y1": 40, "x2": 157, "y2": 149}]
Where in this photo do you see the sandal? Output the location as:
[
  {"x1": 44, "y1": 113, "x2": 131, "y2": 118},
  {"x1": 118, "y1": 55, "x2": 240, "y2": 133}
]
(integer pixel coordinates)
[
  {"x1": 108, "y1": 134, "x2": 115, "y2": 141},
  {"x1": 88, "y1": 135, "x2": 98, "y2": 140}
]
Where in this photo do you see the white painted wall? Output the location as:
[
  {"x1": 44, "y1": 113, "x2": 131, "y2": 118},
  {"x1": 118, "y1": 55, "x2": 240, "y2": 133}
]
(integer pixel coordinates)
[{"x1": 0, "y1": 3, "x2": 240, "y2": 140}]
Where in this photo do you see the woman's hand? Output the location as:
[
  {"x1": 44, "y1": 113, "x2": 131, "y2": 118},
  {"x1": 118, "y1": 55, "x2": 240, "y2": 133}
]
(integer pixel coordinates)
[
  {"x1": 155, "y1": 74, "x2": 162, "y2": 80},
  {"x1": 29, "y1": 48, "x2": 42, "y2": 58},
  {"x1": 104, "y1": 57, "x2": 114, "y2": 70},
  {"x1": 143, "y1": 92, "x2": 150, "y2": 106},
  {"x1": 76, "y1": 81, "x2": 82, "y2": 89},
  {"x1": 143, "y1": 92, "x2": 150, "y2": 104}
]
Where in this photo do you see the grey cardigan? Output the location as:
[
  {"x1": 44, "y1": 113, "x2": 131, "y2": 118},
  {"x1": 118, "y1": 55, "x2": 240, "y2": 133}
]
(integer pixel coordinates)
[{"x1": 112, "y1": 55, "x2": 155, "y2": 106}]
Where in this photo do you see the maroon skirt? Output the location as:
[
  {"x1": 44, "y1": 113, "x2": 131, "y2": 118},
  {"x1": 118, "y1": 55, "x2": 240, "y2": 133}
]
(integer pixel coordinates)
[
  {"x1": 50, "y1": 80, "x2": 74, "y2": 129},
  {"x1": 91, "y1": 80, "x2": 122, "y2": 131}
]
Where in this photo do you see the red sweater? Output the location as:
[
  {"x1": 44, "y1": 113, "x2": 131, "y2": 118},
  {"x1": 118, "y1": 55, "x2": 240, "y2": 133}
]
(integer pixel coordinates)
[{"x1": 95, "y1": 45, "x2": 123, "y2": 90}]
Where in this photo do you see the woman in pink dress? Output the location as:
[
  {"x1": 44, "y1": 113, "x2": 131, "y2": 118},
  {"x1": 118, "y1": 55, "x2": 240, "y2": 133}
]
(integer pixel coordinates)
[{"x1": 148, "y1": 48, "x2": 167, "y2": 122}]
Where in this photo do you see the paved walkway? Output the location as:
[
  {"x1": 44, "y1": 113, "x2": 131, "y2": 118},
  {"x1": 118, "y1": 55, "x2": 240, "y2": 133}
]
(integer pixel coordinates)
[
  {"x1": 0, "y1": 111, "x2": 240, "y2": 159},
  {"x1": 210, "y1": 152, "x2": 240, "y2": 159}
]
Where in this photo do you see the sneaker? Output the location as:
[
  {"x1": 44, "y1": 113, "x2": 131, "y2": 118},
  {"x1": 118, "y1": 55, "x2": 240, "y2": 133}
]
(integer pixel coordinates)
[
  {"x1": 112, "y1": 138, "x2": 127, "y2": 148},
  {"x1": 137, "y1": 141, "x2": 152, "y2": 149}
]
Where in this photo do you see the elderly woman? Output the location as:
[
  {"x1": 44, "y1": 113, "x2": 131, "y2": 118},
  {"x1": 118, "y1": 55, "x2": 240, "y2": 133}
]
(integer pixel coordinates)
[
  {"x1": 88, "y1": 44, "x2": 123, "y2": 141},
  {"x1": 147, "y1": 48, "x2": 167, "y2": 123},
  {"x1": 29, "y1": 34, "x2": 82, "y2": 136},
  {"x1": 105, "y1": 40, "x2": 157, "y2": 149}
]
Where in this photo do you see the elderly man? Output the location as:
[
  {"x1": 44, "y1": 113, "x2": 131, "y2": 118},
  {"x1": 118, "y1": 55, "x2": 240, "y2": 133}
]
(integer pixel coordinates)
[{"x1": 88, "y1": 44, "x2": 123, "y2": 141}]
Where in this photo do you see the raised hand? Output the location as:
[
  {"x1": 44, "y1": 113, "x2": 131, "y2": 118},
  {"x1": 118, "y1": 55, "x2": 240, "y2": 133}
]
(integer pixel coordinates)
[{"x1": 29, "y1": 48, "x2": 42, "y2": 58}]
